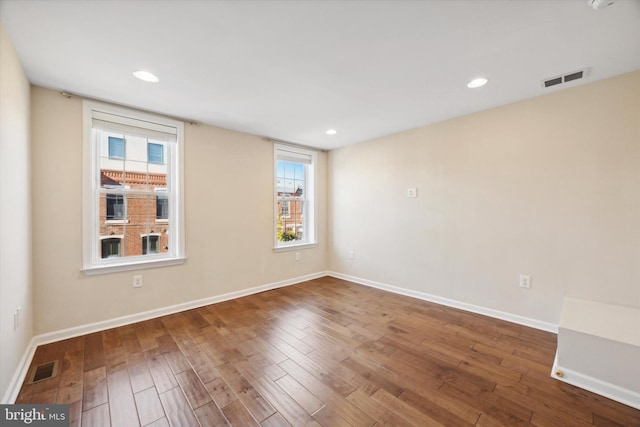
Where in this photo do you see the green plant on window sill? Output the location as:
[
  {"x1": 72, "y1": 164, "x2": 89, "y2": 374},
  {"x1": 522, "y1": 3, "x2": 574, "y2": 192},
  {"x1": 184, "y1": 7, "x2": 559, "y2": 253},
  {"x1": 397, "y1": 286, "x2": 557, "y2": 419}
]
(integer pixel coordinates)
[
  {"x1": 278, "y1": 230, "x2": 299, "y2": 242},
  {"x1": 277, "y1": 219, "x2": 300, "y2": 242}
]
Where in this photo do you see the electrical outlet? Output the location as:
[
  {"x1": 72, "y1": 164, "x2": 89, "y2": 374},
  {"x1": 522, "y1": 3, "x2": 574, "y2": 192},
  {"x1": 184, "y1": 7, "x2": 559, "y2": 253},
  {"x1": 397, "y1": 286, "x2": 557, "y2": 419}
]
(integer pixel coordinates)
[
  {"x1": 295, "y1": 252, "x2": 302, "y2": 261},
  {"x1": 407, "y1": 188, "x2": 417, "y2": 198},
  {"x1": 348, "y1": 250, "x2": 355, "y2": 260},
  {"x1": 519, "y1": 275, "x2": 531, "y2": 289},
  {"x1": 133, "y1": 275, "x2": 143, "y2": 288}
]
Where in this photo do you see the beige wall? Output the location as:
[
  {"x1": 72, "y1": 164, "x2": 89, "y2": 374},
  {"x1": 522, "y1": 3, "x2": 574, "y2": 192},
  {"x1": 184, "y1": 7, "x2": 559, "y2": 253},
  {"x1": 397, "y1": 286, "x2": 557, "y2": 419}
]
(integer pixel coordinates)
[
  {"x1": 29, "y1": 71, "x2": 640, "y2": 334},
  {"x1": 329, "y1": 71, "x2": 640, "y2": 325},
  {"x1": 0, "y1": 24, "x2": 33, "y2": 401},
  {"x1": 31, "y1": 86, "x2": 327, "y2": 334}
]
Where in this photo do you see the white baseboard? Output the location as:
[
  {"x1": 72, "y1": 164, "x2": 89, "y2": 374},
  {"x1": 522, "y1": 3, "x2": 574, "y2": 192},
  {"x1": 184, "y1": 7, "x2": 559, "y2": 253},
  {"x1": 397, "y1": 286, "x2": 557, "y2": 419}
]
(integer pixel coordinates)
[
  {"x1": 12, "y1": 271, "x2": 637, "y2": 411},
  {"x1": 1, "y1": 271, "x2": 328, "y2": 403},
  {"x1": 328, "y1": 271, "x2": 558, "y2": 333},
  {"x1": 551, "y1": 353, "x2": 640, "y2": 410},
  {"x1": 1, "y1": 337, "x2": 38, "y2": 404}
]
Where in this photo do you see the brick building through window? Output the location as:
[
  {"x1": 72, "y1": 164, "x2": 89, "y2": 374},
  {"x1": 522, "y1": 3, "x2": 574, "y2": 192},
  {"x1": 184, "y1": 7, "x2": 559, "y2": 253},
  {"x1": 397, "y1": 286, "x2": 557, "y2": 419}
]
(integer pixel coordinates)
[{"x1": 99, "y1": 169, "x2": 169, "y2": 258}]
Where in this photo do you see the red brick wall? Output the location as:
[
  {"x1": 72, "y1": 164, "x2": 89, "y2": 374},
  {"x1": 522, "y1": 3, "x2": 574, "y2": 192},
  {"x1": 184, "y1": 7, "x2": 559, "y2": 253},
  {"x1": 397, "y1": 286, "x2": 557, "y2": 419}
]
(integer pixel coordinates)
[{"x1": 99, "y1": 170, "x2": 169, "y2": 258}]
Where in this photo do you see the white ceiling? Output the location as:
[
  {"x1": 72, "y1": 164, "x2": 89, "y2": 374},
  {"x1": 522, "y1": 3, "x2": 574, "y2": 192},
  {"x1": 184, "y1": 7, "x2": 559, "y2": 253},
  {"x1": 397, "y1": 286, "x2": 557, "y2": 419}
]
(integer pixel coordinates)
[{"x1": 1, "y1": 0, "x2": 639, "y2": 150}]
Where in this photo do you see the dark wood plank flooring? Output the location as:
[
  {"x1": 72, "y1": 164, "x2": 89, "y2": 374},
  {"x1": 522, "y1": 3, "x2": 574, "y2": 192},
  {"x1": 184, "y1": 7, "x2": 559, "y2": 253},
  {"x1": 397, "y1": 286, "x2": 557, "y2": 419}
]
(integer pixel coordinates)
[{"x1": 16, "y1": 277, "x2": 640, "y2": 426}]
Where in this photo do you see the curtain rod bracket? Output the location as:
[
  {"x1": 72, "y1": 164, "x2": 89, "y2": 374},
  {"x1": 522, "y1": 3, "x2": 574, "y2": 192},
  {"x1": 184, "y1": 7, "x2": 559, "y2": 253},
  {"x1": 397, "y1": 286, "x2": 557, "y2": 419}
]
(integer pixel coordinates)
[{"x1": 59, "y1": 91, "x2": 198, "y2": 124}]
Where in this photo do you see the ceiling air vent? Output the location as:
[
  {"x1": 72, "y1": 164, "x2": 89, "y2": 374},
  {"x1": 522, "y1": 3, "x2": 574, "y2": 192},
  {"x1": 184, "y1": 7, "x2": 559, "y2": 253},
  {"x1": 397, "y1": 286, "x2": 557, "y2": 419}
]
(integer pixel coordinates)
[
  {"x1": 541, "y1": 68, "x2": 590, "y2": 88},
  {"x1": 544, "y1": 77, "x2": 563, "y2": 88}
]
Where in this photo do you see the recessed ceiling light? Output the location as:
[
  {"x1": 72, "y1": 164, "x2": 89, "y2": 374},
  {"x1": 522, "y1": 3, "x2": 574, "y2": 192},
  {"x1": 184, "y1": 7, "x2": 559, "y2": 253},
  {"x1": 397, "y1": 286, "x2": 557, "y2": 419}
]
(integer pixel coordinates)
[
  {"x1": 588, "y1": 0, "x2": 615, "y2": 10},
  {"x1": 326, "y1": 129, "x2": 337, "y2": 135},
  {"x1": 133, "y1": 70, "x2": 159, "y2": 83},
  {"x1": 467, "y1": 77, "x2": 488, "y2": 88}
]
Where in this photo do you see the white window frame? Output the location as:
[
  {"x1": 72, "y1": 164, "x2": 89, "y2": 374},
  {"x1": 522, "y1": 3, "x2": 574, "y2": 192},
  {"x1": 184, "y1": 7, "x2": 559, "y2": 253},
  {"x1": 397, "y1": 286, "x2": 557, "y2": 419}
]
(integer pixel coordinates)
[
  {"x1": 274, "y1": 143, "x2": 317, "y2": 251},
  {"x1": 82, "y1": 101, "x2": 186, "y2": 274}
]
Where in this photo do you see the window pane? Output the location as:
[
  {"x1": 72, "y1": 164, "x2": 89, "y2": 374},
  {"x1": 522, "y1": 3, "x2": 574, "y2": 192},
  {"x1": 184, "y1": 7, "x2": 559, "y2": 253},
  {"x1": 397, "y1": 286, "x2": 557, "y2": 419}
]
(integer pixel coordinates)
[
  {"x1": 142, "y1": 236, "x2": 159, "y2": 255},
  {"x1": 156, "y1": 195, "x2": 168, "y2": 219},
  {"x1": 148, "y1": 143, "x2": 164, "y2": 164},
  {"x1": 108, "y1": 137, "x2": 124, "y2": 159},
  {"x1": 277, "y1": 200, "x2": 304, "y2": 242},
  {"x1": 100, "y1": 133, "x2": 125, "y2": 189},
  {"x1": 99, "y1": 194, "x2": 165, "y2": 258},
  {"x1": 150, "y1": 236, "x2": 158, "y2": 253},
  {"x1": 101, "y1": 170, "x2": 124, "y2": 188},
  {"x1": 279, "y1": 200, "x2": 290, "y2": 217},
  {"x1": 123, "y1": 136, "x2": 151, "y2": 190},
  {"x1": 128, "y1": 194, "x2": 155, "y2": 233},
  {"x1": 99, "y1": 134, "x2": 169, "y2": 192},
  {"x1": 284, "y1": 162, "x2": 295, "y2": 179},
  {"x1": 106, "y1": 194, "x2": 125, "y2": 220},
  {"x1": 101, "y1": 238, "x2": 121, "y2": 258},
  {"x1": 277, "y1": 160, "x2": 305, "y2": 196}
]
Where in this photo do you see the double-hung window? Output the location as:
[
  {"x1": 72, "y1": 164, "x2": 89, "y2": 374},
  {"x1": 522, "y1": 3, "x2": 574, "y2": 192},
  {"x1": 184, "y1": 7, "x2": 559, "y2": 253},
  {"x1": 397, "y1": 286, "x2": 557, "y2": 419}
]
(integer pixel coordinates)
[
  {"x1": 83, "y1": 101, "x2": 185, "y2": 274},
  {"x1": 274, "y1": 144, "x2": 317, "y2": 249}
]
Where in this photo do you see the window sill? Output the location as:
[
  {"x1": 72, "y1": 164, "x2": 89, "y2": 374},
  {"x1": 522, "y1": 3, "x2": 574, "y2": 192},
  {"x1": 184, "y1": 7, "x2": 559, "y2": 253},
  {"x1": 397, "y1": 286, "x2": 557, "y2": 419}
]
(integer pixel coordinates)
[
  {"x1": 273, "y1": 242, "x2": 317, "y2": 253},
  {"x1": 82, "y1": 256, "x2": 186, "y2": 276},
  {"x1": 105, "y1": 219, "x2": 129, "y2": 224}
]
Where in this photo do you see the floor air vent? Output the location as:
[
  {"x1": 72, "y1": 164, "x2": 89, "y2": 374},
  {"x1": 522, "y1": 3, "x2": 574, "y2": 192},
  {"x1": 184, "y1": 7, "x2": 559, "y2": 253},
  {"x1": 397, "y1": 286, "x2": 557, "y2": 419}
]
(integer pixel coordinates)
[
  {"x1": 27, "y1": 360, "x2": 59, "y2": 384},
  {"x1": 542, "y1": 68, "x2": 589, "y2": 88}
]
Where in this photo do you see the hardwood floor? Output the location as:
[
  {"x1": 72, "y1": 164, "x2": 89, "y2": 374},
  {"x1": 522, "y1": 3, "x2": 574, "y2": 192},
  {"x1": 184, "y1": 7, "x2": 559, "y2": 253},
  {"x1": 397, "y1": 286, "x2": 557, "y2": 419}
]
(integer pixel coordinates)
[{"x1": 16, "y1": 277, "x2": 640, "y2": 426}]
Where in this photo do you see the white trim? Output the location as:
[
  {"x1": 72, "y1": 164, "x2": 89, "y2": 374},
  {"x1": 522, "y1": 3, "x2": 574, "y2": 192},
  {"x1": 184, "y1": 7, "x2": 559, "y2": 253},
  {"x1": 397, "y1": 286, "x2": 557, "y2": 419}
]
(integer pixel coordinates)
[
  {"x1": 1, "y1": 337, "x2": 38, "y2": 404},
  {"x1": 92, "y1": 110, "x2": 178, "y2": 137},
  {"x1": 36, "y1": 271, "x2": 327, "y2": 344},
  {"x1": 551, "y1": 354, "x2": 640, "y2": 410},
  {"x1": 273, "y1": 243, "x2": 318, "y2": 252},
  {"x1": 82, "y1": 257, "x2": 186, "y2": 276},
  {"x1": 0, "y1": 271, "x2": 327, "y2": 403},
  {"x1": 11, "y1": 271, "x2": 638, "y2": 411},
  {"x1": 328, "y1": 271, "x2": 558, "y2": 333}
]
